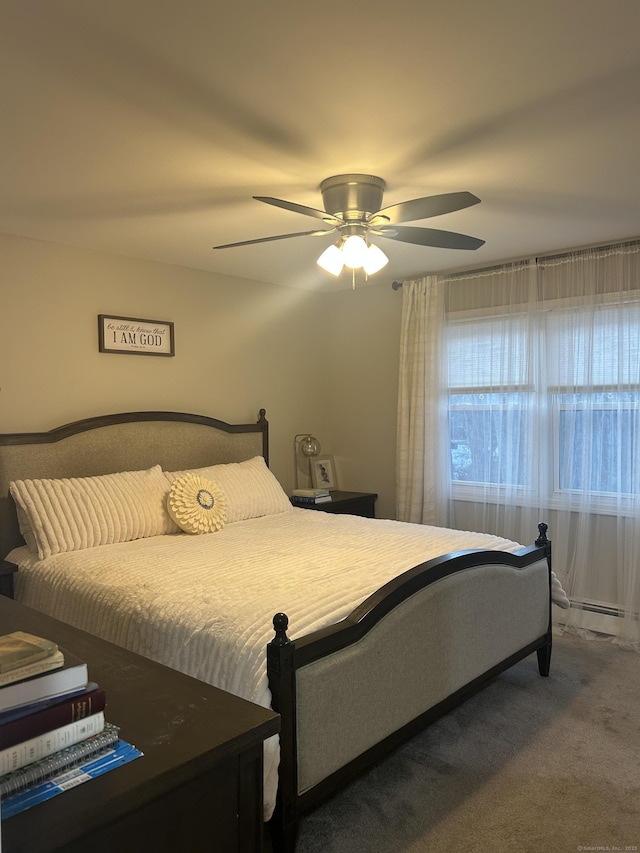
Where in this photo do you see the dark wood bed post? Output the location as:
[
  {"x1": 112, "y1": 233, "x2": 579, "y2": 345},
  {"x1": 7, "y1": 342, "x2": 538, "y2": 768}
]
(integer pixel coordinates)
[
  {"x1": 257, "y1": 408, "x2": 269, "y2": 466},
  {"x1": 535, "y1": 522, "x2": 553, "y2": 677},
  {"x1": 267, "y1": 613, "x2": 299, "y2": 853}
]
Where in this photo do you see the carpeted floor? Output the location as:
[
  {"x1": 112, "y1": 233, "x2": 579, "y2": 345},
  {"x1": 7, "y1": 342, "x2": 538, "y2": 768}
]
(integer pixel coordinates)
[{"x1": 288, "y1": 630, "x2": 639, "y2": 853}]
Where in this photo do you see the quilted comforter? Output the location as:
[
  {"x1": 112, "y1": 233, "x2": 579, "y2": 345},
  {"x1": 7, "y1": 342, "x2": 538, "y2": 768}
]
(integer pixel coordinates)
[{"x1": 9, "y1": 508, "x2": 528, "y2": 819}]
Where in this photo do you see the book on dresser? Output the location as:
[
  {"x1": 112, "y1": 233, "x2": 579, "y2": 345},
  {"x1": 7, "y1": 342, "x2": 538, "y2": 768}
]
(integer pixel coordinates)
[
  {"x1": 0, "y1": 650, "x2": 65, "y2": 687},
  {"x1": 0, "y1": 632, "x2": 58, "y2": 674},
  {"x1": 0, "y1": 721, "x2": 143, "y2": 818},
  {"x1": 0, "y1": 648, "x2": 88, "y2": 713},
  {"x1": 0, "y1": 711, "x2": 106, "y2": 776},
  {"x1": 0, "y1": 684, "x2": 106, "y2": 750},
  {"x1": 0, "y1": 618, "x2": 145, "y2": 825},
  {"x1": 1, "y1": 720, "x2": 121, "y2": 798},
  {"x1": 1, "y1": 735, "x2": 142, "y2": 818}
]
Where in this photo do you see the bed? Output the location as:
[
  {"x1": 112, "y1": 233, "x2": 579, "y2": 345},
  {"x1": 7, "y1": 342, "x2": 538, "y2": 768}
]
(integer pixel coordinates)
[{"x1": 0, "y1": 410, "x2": 559, "y2": 852}]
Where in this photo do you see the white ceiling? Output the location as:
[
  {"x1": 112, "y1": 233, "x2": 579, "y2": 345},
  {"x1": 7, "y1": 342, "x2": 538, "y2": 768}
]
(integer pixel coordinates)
[{"x1": 2, "y1": 0, "x2": 640, "y2": 291}]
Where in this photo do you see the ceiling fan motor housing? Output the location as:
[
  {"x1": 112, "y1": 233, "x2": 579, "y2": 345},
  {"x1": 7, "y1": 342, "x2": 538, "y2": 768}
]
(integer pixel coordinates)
[{"x1": 320, "y1": 174, "x2": 386, "y2": 221}]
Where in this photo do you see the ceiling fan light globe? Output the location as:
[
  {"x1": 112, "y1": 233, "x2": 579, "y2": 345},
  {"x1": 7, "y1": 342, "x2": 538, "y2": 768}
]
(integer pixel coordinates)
[
  {"x1": 317, "y1": 244, "x2": 344, "y2": 276},
  {"x1": 342, "y1": 234, "x2": 368, "y2": 268},
  {"x1": 363, "y1": 243, "x2": 389, "y2": 275}
]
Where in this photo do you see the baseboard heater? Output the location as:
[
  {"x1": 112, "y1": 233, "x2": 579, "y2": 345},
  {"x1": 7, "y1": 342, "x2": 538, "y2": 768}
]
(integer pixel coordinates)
[
  {"x1": 559, "y1": 598, "x2": 632, "y2": 637},
  {"x1": 572, "y1": 599, "x2": 624, "y2": 618}
]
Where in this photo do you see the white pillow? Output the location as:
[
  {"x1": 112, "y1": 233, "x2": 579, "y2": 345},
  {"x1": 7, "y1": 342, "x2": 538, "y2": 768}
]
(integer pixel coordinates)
[
  {"x1": 10, "y1": 465, "x2": 178, "y2": 559},
  {"x1": 166, "y1": 473, "x2": 227, "y2": 534},
  {"x1": 165, "y1": 456, "x2": 291, "y2": 523},
  {"x1": 14, "y1": 502, "x2": 38, "y2": 554}
]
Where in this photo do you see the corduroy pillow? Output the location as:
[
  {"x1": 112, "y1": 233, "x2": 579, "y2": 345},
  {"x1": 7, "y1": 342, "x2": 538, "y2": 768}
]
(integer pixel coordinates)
[
  {"x1": 10, "y1": 465, "x2": 178, "y2": 559},
  {"x1": 165, "y1": 455, "x2": 291, "y2": 524}
]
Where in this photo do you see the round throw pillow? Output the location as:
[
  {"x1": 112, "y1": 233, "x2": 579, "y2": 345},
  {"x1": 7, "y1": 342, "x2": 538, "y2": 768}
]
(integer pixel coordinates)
[{"x1": 167, "y1": 472, "x2": 227, "y2": 534}]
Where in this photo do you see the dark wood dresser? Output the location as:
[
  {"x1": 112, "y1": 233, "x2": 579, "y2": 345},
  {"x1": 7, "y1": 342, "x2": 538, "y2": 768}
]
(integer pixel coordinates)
[{"x1": 0, "y1": 596, "x2": 279, "y2": 853}]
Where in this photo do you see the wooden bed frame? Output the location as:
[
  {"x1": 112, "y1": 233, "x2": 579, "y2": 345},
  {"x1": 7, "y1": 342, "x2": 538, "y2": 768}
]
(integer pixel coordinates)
[{"x1": 0, "y1": 410, "x2": 553, "y2": 853}]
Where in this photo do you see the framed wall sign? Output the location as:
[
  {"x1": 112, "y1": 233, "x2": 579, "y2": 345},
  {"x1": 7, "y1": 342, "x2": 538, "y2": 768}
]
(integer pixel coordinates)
[{"x1": 98, "y1": 314, "x2": 175, "y2": 357}]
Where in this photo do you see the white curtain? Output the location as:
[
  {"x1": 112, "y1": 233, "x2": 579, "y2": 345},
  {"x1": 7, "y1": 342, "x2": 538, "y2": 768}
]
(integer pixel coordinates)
[
  {"x1": 397, "y1": 244, "x2": 640, "y2": 650},
  {"x1": 396, "y1": 277, "x2": 446, "y2": 525}
]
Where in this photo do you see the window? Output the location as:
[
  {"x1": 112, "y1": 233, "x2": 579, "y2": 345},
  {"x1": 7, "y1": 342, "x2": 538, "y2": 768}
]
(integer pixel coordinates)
[
  {"x1": 446, "y1": 312, "x2": 534, "y2": 495},
  {"x1": 553, "y1": 393, "x2": 640, "y2": 497},
  {"x1": 445, "y1": 300, "x2": 640, "y2": 507},
  {"x1": 449, "y1": 393, "x2": 529, "y2": 487}
]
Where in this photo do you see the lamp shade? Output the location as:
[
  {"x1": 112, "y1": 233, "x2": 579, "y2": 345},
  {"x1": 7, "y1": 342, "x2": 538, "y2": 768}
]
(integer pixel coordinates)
[
  {"x1": 341, "y1": 234, "x2": 369, "y2": 268},
  {"x1": 317, "y1": 244, "x2": 344, "y2": 276},
  {"x1": 299, "y1": 434, "x2": 321, "y2": 457},
  {"x1": 363, "y1": 243, "x2": 389, "y2": 274},
  {"x1": 317, "y1": 236, "x2": 389, "y2": 278}
]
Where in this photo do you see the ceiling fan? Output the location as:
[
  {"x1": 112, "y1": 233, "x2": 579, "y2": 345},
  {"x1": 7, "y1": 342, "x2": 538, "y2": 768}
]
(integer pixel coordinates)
[{"x1": 213, "y1": 174, "x2": 485, "y2": 277}]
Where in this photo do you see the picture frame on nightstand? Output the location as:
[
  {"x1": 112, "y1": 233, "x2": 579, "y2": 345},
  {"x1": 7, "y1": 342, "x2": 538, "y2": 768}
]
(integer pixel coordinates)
[{"x1": 311, "y1": 456, "x2": 337, "y2": 490}]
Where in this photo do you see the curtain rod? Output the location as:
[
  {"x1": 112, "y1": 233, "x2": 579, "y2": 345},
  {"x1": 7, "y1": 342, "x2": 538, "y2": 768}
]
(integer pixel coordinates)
[{"x1": 390, "y1": 236, "x2": 640, "y2": 290}]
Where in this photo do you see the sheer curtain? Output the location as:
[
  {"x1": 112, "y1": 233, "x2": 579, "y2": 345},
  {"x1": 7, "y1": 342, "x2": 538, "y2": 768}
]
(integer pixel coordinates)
[
  {"x1": 537, "y1": 245, "x2": 640, "y2": 649},
  {"x1": 396, "y1": 276, "x2": 447, "y2": 525},
  {"x1": 397, "y1": 243, "x2": 640, "y2": 650}
]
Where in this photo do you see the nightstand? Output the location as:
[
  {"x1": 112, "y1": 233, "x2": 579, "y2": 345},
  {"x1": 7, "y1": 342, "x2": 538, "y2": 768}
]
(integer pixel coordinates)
[
  {"x1": 291, "y1": 491, "x2": 378, "y2": 518},
  {"x1": 0, "y1": 559, "x2": 17, "y2": 598}
]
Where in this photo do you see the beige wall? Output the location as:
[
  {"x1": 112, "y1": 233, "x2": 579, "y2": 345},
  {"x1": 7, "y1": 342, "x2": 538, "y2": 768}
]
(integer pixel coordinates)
[
  {"x1": 322, "y1": 284, "x2": 402, "y2": 519},
  {"x1": 0, "y1": 232, "x2": 402, "y2": 516}
]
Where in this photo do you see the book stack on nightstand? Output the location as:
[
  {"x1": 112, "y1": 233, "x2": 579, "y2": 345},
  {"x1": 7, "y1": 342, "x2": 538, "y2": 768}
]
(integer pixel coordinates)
[
  {"x1": 290, "y1": 488, "x2": 332, "y2": 506},
  {"x1": 0, "y1": 630, "x2": 141, "y2": 818}
]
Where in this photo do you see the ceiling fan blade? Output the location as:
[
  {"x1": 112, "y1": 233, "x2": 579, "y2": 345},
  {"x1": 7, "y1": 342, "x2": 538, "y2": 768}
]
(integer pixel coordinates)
[
  {"x1": 372, "y1": 225, "x2": 485, "y2": 250},
  {"x1": 213, "y1": 228, "x2": 335, "y2": 250},
  {"x1": 254, "y1": 196, "x2": 341, "y2": 225},
  {"x1": 371, "y1": 192, "x2": 481, "y2": 225}
]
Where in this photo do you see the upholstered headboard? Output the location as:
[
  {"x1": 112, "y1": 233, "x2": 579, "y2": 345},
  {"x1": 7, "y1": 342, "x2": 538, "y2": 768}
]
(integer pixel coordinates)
[{"x1": 0, "y1": 409, "x2": 269, "y2": 558}]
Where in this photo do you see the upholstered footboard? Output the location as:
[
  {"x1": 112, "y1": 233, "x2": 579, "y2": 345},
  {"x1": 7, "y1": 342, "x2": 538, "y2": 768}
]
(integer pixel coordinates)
[{"x1": 268, "y1": 535, "x2": 552, "y2": 853}]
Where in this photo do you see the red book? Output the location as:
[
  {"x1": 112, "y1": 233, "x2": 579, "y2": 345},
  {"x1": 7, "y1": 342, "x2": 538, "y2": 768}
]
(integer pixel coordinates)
[{"x1": 0, "y1": 686, "x2": 106, "y2": 750}]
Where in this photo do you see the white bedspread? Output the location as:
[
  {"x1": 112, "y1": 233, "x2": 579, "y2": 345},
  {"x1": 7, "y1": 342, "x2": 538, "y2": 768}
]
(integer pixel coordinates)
[{"x1": 8, "y1": 508, "x2": 528, "y2": 819}]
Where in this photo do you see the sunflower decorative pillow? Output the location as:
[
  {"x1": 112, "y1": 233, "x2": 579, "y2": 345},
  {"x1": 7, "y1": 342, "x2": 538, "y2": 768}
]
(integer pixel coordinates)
[{"x1": 166, "y1": 472, "x2": 227, "y2": 534}]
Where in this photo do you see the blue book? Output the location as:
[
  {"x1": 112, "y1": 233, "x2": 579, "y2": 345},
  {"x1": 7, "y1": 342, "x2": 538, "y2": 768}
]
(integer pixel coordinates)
[
  {"x1": 0, "y1": 722, "x2": 120, "y2": 798},
  {"x1": 1, "y1": 739, "x2": 143, "y2": 817}
]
